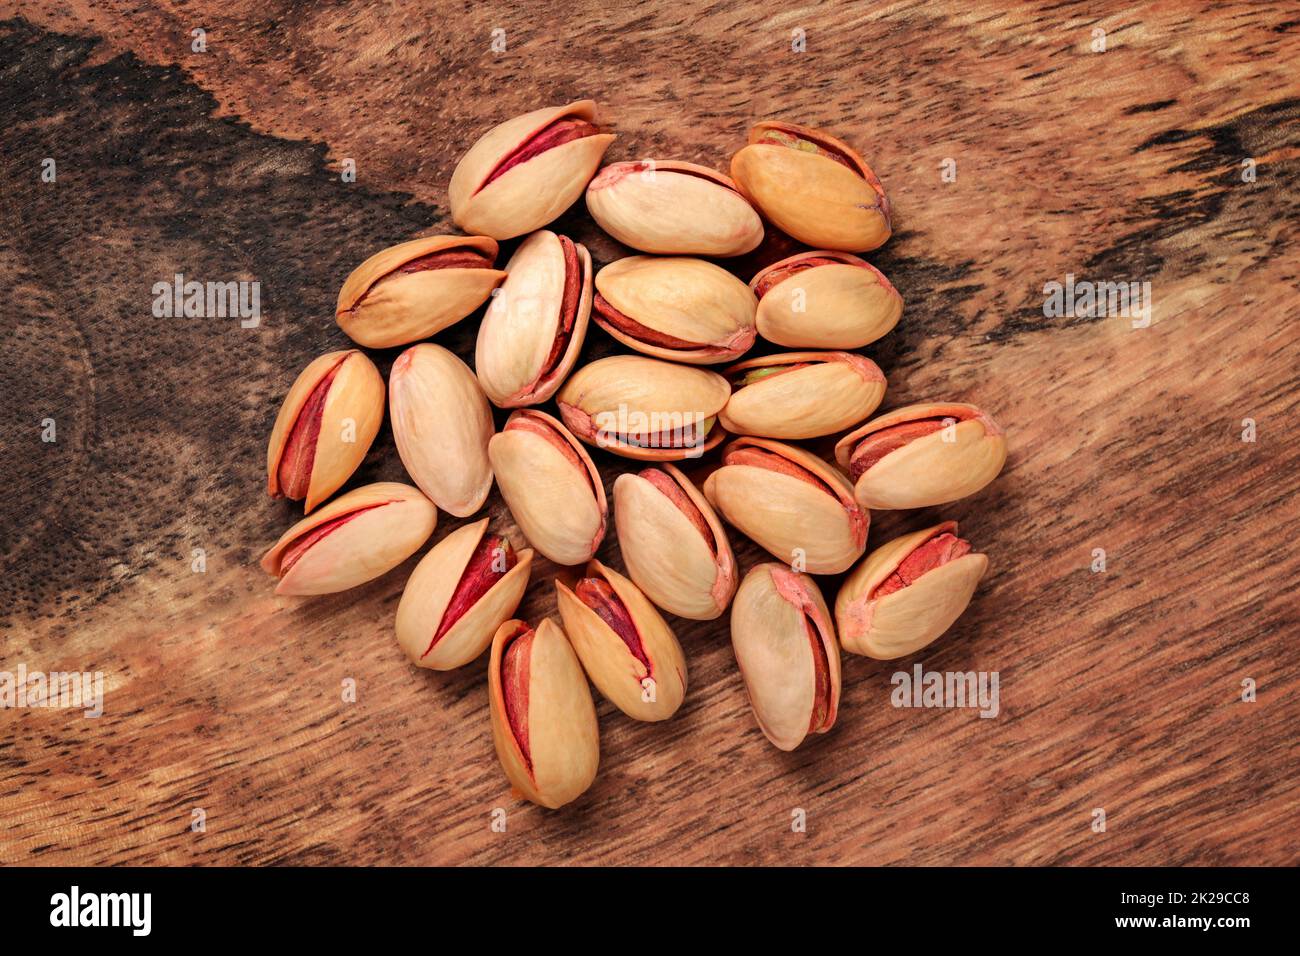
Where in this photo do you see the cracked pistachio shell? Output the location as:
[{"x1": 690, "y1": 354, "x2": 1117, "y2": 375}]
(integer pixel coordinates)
[
  {"x1": 730, "y1": 121, "x2": 891, "y2": 252},
  {"x1": 592, "y1": 256, "x2": 758, "y2": 364},
  {"x1": 585, "y1": 160, "x2": 763, "y2": 256},
  {"x1": 704, "y1": 438, "x2": 868, "y2": 575},
  {"x1": 395, "y1": 518, "x2": 535, "y2": 671},
  {"x1": 476, "y1": 230, "x2": 592, "y2": 407},
  {"x1": 390, "y1": 344, "x2": 495, "y2": 518},
  {"x1": 487, "y1": 410, "x2": 607, "y2": 566},
  {"x1": 834, "y1": 402, "x2": 1008, "y2": 510},
  {"x1": 489, "y1": 618, "x2": 600, "y2": 809},
  {"x1": 556, "y1": 355, "x2": 730, "y2": 461},
  {"x1": 260, "y1": 482, "x2": 436, "y2": 596},
  {"x1": 266, "y1": 349, "x2": 385, "y2": 513},
  {"x1": 335, "y1": 235, "x2": 505, "y2": 348},
  {"x1": 555, "y1": 560, "x2": 688, "y2": 721},
  {"x1": 450, "y1": 100, "x2": 616, "y2": 240},
  {"x1": 836, "y1": 521, "x2": 987, "y2": 660},
  {"x1": 613, "y1": 463, "x2": 737, "y2": 620},
  {"x1": 731, "y1": 564, "x2": 841, "y2": 752},
  {"x1": 752, "y1": 251, "x2": 903, "y2": 349},
  {"x1": 719, "y1": 351, "x2": 886, "y2": 439}
]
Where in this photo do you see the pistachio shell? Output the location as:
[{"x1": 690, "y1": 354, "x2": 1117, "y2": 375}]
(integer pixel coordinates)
[
  {"x1": 556, "y1": 355, "x2": 730, "y2": 461},
  {"x1": 613, "y1": 464, "x2": 737, "y2": 620},
  {"x1": 752, "y1": 251, "x2": 903, "y2": 349},
  {"x1": 260, "y1": 482, "x2": 436, "y2": 596},
  {"x1": 335, "y1": 235, "x2": 505, "y2": 348},
  {"x1": 390, "y1": 344, "x2": 495, "y2": 518},
  {"x1": 395, "y1": 518, "x2": 535, "y2": 670},
  {"x1": 730, "y1": 121, "x2": 891, "y2": 252},
  {"x1": 836, "y1": 521, "x2": 987, "y2": 660},
  {"x1": 555, "y1": 561, "x2": 688, "y2": 721},
  {"x1": 487, "y1": 410, "x2": 607, "y2": 565},
  {"x1": 489, "y1": 618, "x2": 600, "y2": 809},
  {"x1": 731, "y1": 563, "x2": 840, "y2": 751},
  {"x1": 450, "y1": 100, "x2": 616, "y2": 240},
  {"x1": 704, "y1": 438, "x2": 868, "y2": 574},
  {"x1": 719, "y1": 351, "x2": 886, "y2": 439},
  {"x1": 475, "y1": 230, "x2": 592, "y2": 407},
  {"x1": 592, "y1": 256, "x2": 757, "y2": 364},
  {"x1": 585, "y1": 160, "x2": 763, "y2": 256},
  {"x1": 266, "y1": 349, "x2": 385, "y2": 513},
  {"x1": 834, "y1": 402, "x2": 1008, "y2": 510}
]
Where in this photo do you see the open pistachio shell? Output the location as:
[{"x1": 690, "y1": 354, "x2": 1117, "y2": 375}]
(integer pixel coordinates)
[
  {"x1": 489, "y1": 618, "x2": 600, "y2": 809},
  {"x1": 260, "y1": 482, "x2": 436, "y2": 596},
  {"x1": 475, "y1": 230, "x2": 592, "y2": 407},
  {"x1": 752, "y1": 250, "x2": 903, "y2": 349},
  {"x1": 555, "y1": 560, "x2": 688, "y2": 721},
  {"x1": 704, "y1": 438, "x2": 868, "y2": 574},
  {"x1": 592, "y1": 256, "x2": 757, "y2": 364},
  {"x1": 450, "y1": 100, "x2": 616, "y2": 240},
  {"x1": 836, "y1": 521, "x2": 987, "y2": 660},
  {"x1": 585, "y1": 160, "x2": 763, "y2": 256},
  {"x1": 834, "y1": 402, "x2": 1008, "y2": 510},
  {"x1": 335, "y1": 235, "x2": 505, "y2": 348},
  {"x1": 390, "y1": 344, "x2": 495, "y2": 518},
  {"x1": 719, "y1": 351, "x2": 886, "y2": 439},
  {"x1": 487, "y1": 409, "x2": 607, "y2": 566},
  {"x1": 730, "y1": 121, "x2": 891, "y2": 252},
  {"x1": 266, "y1": 349, "x2": 385, "y2": 514},
  {"x1": 731, "y1": 564, "x2": 840, "y2": 751},
  {"x1": 556, "y1": 355, "x2": 730, "y2": 461},
  {"x1": 613, "y1": 463, "x2": 737, "y2": 620},
  {"x1": 395, "y1": 518, "x2": 534, "y2": 670}
]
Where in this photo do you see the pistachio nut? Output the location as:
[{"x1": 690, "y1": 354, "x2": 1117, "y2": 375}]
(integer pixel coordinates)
[
  {"x1": 731, "y1": 563, "x2": 840, "y2": 751},
  {"x1": 450, "y1": 100, "x2": 616, "y2": 240},
  {"x1": 556, "y1": 355, "x2": 730, "y2": 460},
  {"x1": 487, "y1": 409, "x2": 607, "y2": 566},
  {"x1": 719, "y1": 351, "x2": 886, "y2": 440},
  {"x1": 613, "y1": 464, "x2": 737, "y2": 620},
  {"x1": 555, "y1": 560, "x2": 688, "y2": 721},
  {"x1": 395, "y1": 518, "x2": 535, "y2": 670},
  {"x1": 592, "y1": 256, "x2": 757, "y2": 364},
  {"x1": 752, "y1": 250, "x2": 903, "y2": 349},
  {"x1": 390, "y1": 344, "x2": 495, "y2": 518},
  {"x1": 703, "y1": 437, "x2": 867, "y2": 574},
  {"x1": 266, "y1": 349, "x2": 385, "y2": 513},
  {"x1": 585, "y1": 160, "x2": 763, "y2": 256},
  {"x1": 260, "y1": 482, "x2": 436, "y2": 596},
  {"x1": 730, "y1": 121, "x2": 891, "y2": 252},
  {"x1": 475, "y1": 230, "x2": 592, "y2": 407},
  {"x1": 834, "y1": 402, "x2": 1008, "y2": 510},
  {"x1": 488, "y1": 618, "x2": 600, "y2": 809},
  {"x1": 836, "y1": 522, "x2": 987, "y2": 660},
  {"x1": 335, "y1": 235, "x2": 505, "y2": 348}
]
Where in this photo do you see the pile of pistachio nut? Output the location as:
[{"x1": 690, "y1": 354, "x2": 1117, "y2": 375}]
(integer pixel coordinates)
[{"x1": 261, "y1": 99, "x2": 1008, "y2": 809}]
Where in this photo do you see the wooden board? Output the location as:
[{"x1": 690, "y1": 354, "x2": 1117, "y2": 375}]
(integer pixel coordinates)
[{"x1": 1, "y1": 1, "x2": 1297, "y2": 865}]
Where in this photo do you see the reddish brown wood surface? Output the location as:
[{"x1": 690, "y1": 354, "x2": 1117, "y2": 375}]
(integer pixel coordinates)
[{"x1": 1, "y1": 1, "x2": 1297, "y2": 865}]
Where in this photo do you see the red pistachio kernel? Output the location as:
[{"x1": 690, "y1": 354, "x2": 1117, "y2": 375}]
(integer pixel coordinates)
[
  {"x1": 394, "y1": 247, "x2": 495, "y2": 275},
  {"x1": 641, "y1": 468, "x2": 716, "y2": 554},
  {"x1": 500, "y1": 623, "x2": 535, "y2": 773},
  {"x1": 424, "y1": 535, "x2": 518, "y2": 657},
  {"x1": 536, "y1": 236, "x2": 583, "y2": 381},
  {"x1": 873, "y1": 532, "x2": 972, "y2": 599},
  {"x1": 277, "y1": 504, "x2": 386, "y2": 576},
  {"x1": 622, "y1": 416, "x2": 715, "y2": 450},
  {"x1": 848, "y1": 418, "x2": 953, "y2": 481},
  {"x1": 574, "y1": 578, "x2": 651, "y2": 671},
  {"x1": 724, "y1": 446, "x2": 837, "y2": 497},
  {"x1": 756, "y1": 127, "x2": 859, "y2": 174},
  {"x1": 806, "y1": 615, "x2": 833, "y2": 733},
  {"x1": 752, "y1": 256, "x2": 849, "y2": 298},
  {"x1": 504, "y1": 413, "x2": 594, "y2": 492},
  {"x1": 479, "y1": 118, "x2": 600, "y2": 193},
  {"x1": 276, "y1": 358, "x2": 346, "y2": 499},
  {"x1": 593, "y1": 293, "x2": 702, "y2": 350}
]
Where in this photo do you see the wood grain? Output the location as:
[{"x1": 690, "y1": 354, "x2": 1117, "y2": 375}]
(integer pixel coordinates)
[{"x1": 1, "y1": 1, "x2": 1297, "y2": 865}]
